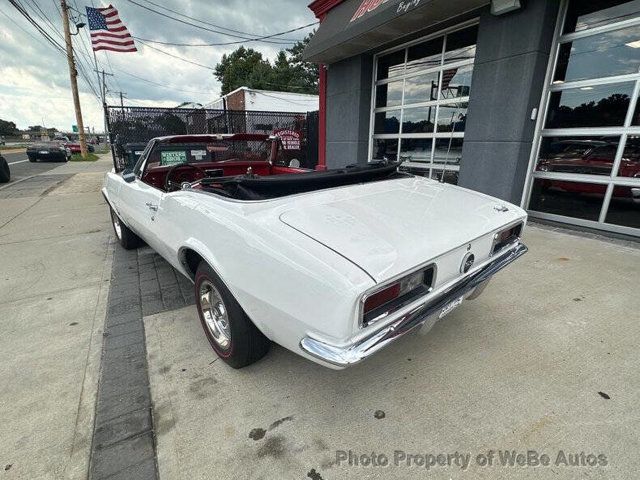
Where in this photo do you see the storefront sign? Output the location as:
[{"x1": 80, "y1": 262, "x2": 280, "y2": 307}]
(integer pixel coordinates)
[
  {"x1": 350, "y1": 0, "x2": 421, "y2": 22},
  {"x1": 275, "y1": 129, "x2": 301, "y2": 150}
]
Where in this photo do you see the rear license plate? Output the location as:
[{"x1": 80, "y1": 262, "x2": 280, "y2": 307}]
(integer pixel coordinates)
[
  {"x1": 438, "y1": 296, "x2": 464, "y2": 319},
  {"x1": 39, "y1": 150, "x2": 48, "y2": 154}
]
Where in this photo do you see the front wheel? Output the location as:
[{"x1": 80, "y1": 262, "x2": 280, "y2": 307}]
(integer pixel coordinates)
[
  {"x1": 28, "y1": 155, "x2": 37, "y2": 162},
  {"x1": 195, "y1": 261, "x2": 270, "y2": 368},
  {"x1": 110, "y1": 207, "x2": 142, "y2": 249}
]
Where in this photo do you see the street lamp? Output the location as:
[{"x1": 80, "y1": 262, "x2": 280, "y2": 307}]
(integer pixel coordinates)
[{"x1": 70, "y1": 21, "x2": 85, "y2": 35}]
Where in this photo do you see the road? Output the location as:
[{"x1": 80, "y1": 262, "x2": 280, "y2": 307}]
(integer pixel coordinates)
[{"x1": 1, "y1": 150, "x2": 62, "y2": 185}]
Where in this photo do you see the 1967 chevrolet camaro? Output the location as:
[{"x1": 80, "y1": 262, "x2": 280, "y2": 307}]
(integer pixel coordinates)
[{"x1": 103, "y1": 133, "x2": 527, "y2": 369}]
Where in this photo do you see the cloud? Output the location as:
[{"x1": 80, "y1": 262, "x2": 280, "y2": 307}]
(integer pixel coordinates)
[{"x1": 0, "y1": 0, "x2": 316, "y2": 131}]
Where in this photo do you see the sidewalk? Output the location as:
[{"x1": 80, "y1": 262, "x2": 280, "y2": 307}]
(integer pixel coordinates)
[{"x1": 0, "y1": 155, "x2": 113, "y2": 479}]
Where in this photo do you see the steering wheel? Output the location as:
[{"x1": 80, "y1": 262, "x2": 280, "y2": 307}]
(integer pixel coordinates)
[{"x1": 165, "y1": 164, "x2": 208, "y2": 191}]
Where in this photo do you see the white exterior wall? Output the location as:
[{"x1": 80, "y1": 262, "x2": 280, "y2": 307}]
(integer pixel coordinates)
[
  {"x1": 205, "y1": 87, "x2": 318, "y2": 113},
  {"x1": 243, "y1": 89, "x2": 318, "y2": 113}
]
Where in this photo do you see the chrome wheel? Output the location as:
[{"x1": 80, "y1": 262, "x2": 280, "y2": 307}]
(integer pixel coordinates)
[
  {"x1": 199, "y1": 280, "x2": 231, "y2": 350},
  {"x1": 112, "y1": 212, "x2": 122, "y2": 240}
]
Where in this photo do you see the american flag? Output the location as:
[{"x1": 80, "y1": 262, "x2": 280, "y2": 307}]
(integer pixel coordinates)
[{"x1": 85, "y1": 5, "x2": 137, "y2": 53}]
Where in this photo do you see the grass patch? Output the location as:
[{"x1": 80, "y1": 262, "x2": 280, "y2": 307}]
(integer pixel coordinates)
[{"x1": 70, "y1": 153, "x2": 99, "y2": 162}]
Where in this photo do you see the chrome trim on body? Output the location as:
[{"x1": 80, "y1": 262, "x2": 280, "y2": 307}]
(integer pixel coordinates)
[{"x1": 300, "y1": 242, "x2": 528, "y2": 368}]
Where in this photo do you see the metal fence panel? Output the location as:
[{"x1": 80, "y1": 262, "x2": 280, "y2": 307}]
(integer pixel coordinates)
[{"x1": 106, "y1": 106, "x2": 318, "y2": 171}]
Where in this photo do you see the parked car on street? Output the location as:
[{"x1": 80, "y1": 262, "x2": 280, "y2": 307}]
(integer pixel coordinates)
[
  {"x1": 65, "y1": 142, "x2": 95, "y2": 154},
  {"x1": 0, "y1": 153, "x2": 10, "y2": 183},
  {"x1": 26, "y1": 141, "x2": 71, "y2": 162},
  {"x1": 103, "y1": 134, "x2": 528, "y2": 369}
]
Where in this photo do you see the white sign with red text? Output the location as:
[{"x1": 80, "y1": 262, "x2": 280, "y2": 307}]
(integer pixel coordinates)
[{"x1": 274, "y1": 129, "x2": 301, "y2": 150}]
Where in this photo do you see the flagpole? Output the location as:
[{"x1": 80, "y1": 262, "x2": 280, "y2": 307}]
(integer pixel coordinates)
[{"x1": 60, "y1": 0, "x2": 88, "y2": 158}]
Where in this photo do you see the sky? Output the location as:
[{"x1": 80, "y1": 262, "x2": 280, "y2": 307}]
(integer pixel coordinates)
[{"x1": 0, "y1": 0, "x2": 317, "y2": 132}]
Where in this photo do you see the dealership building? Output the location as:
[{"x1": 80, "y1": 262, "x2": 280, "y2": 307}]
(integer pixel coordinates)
[{"x1": 304, "y1": 0, "x2": 640, "y2": 237}]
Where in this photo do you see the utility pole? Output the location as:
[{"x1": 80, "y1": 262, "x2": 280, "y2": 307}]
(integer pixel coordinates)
[
  {"x1": 60, "y1": 0, "x2": 87, "y2": 158},
  {"x1": 95, "y1": 69, "x2": 114, "y2": 133},
  {"x1": 117, "y1": 91, "x2": 127, "y2": 113}
]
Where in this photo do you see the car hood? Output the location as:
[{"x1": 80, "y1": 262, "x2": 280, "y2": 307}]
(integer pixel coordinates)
[{"x1": 278, "y1": 177, "x2": 526, "y2": 282}]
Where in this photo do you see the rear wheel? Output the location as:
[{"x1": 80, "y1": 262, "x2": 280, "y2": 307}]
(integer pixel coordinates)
[
  {"x1": 195, "y1": 261, "x2": 270, "y2": 368},
  {"x1": 110, "y1": 207, "x2": 142, "y2": 249},
  {"x1": 28, "y1": 155, "x2": 37, "y2": 162}
]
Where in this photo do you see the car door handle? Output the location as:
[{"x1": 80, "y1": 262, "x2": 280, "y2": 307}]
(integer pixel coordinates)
[{"x1": 145, "y1": 202, "x2": 158, "y2": 212}]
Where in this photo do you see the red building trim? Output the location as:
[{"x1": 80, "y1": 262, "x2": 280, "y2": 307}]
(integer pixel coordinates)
[
  {"x1": 308, "y1": 0, "x2": 343, "y2": 170},
  {"x1": 316, "y1": 64, "x2": 328, "y2": 170},
  {"x1": 308, "y1": 0, "x2": 344, "y2": 20}
]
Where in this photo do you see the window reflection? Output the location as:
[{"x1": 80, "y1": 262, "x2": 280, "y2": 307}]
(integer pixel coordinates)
[
  {"x1": 374, "y1": 110, "x2": 401, "y2": 134},
  {"x1": 545, "y1": 82, "x2": 633, "y2": 128},
  {"x1": 377, "y1": 50, "x2": 405, "y2": 80},
  {"x1": 433, "y1": 138, "x2": 463, "y2": 165},
  {"x1": 564, "y1": 0, "x2": 640, "y2": 34},
  {"x1": 431, "y1": 169, "x2": 459, "y2": 184},
  {"x1": 403, "y1": 72, "x2": 440, "y2": 105},
  {"x1": 529, "y1": 179, "x2": 605, "y2": 220},
  {"x1": 444, "y1": 26, "x2": 478, "y2": 64},
  {"x1": 406, "y1": 38, "x2": 442, "y2": 74},
  {"x1": 375, "y1": 80, "x2": 404, "y2": 108},
  {"x1": 618, "y1": 135, "x2": 640, "y2": 177},
  {"x1": 402, "y1": 107, "x2": 436, "y2": 133},
  {"x1": 436, "y1": 104, "x2": 468, "y2": 133},
  {"x1": 554, "y1": 25, "x2": 640, "y2": 83},
  {"x1": 605, "y1": 185, "x2": 640, "y2": 228},
  {"x1": 440, "y1": 65, "x2": 473, "y2": 99},
  {"x1": 373, "y1": 139, "x2": 398, "y2": 161},
  {"x1": 536, "y1": 136, "x2": 619, "y2": 175},
  {"x1": 400, "y1": 138, "x2": 432, "y2": 163}
]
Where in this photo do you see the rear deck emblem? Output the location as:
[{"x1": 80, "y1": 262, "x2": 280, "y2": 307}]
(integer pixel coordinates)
[{"x1": 461, "y1": 252, "x2": 475, "y2": 273}]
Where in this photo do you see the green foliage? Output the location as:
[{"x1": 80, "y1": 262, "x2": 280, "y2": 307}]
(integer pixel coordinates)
[
  {"x1": 0, "y1": 119, "x2": 17, "y2": 136},
  {"x1": 214, "y1": 34, "x2": 318, "y2": 96},
  {"x1": 156, "y1": 113, "x2": 187, "y2": 135}
]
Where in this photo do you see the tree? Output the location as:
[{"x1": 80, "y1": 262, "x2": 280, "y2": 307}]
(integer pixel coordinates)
[
  {"x1": 214, "y1": 47, "x2": 273, "y2": 95},
  {"x1": 285, "y1": 33, "x2": 319, "y2": 94},
  {"x1": 213, "y1": 33, "x2": 319, "y2": 97},
  {"x1": 0, "y1": 119, "x2": 17, "y2": 136}
]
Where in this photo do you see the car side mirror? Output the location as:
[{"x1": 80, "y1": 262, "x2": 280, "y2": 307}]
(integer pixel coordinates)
[{"x1": 122, "y1": 169, "x2": 136, "y2": 183}]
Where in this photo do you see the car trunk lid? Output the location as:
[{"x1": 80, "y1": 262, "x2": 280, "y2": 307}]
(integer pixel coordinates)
[{"x1": 278, "y1": 177, "x2": 525, "y2": 283}]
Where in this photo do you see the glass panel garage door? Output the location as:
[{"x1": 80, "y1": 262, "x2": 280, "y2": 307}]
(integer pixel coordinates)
[
  {"x1": 526, "y1": 0, "x2": 640, "y2": 236},
  {"x1": 369, "y1": 24, "x2": 478, "y2": 185}
]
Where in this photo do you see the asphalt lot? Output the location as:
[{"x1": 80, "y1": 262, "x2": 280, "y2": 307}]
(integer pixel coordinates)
[{"x1": 1, "y1": 150, "x2": 64, "y2": 184}]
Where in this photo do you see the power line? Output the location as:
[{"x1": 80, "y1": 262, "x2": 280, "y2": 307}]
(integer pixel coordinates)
[
  {"x1": 126, "y1": 0, "x2": 316, "y2": 46},
  {"x1": 135, "y1": 39, "x2": 215, "y2": 70},
  {"x1": 134, "y1": 0, "x2": 303, "y2": 42},
  {"x1": 7, "y1": 0, "x2": 101, "y2": 101},
  {"x1": 111, "y1": 69, "x2": 216, "y2": 95}
]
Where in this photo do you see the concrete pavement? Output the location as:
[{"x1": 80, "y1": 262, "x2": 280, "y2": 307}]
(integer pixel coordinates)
[
  {"x1": 0, "y1": 151, "x2": 638, "y2": 480},
  {"x1": 0, "y1": 155, "x2": 113, "y2": 479},
  {"x1": 143, "y1": 225, "x2": 640, "y2": 480}
]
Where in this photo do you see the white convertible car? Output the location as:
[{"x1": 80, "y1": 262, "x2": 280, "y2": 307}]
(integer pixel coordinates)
[{"x1": 103, "y1": 134, "x2": 527, "y2": 369}]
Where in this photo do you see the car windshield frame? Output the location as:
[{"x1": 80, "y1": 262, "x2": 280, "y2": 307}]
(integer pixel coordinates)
[{"x1": 140, "y1": 136, "x2": 275, "y2": 175}]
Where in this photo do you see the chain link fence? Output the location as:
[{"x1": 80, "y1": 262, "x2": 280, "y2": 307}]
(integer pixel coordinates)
[{"x1": 106, "y1": 106, "x2": 319, "y2": 171}]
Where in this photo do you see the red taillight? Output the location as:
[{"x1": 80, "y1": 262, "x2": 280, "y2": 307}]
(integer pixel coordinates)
[{"x1": 363, "y1": 283, "x2": 401, "y2": 314}]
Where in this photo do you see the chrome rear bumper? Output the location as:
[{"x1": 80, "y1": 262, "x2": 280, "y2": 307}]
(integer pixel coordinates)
[{"x1": 300, "y1": 242, "x2": 528, "y2": 368}]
